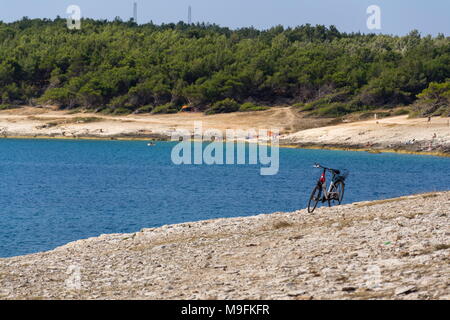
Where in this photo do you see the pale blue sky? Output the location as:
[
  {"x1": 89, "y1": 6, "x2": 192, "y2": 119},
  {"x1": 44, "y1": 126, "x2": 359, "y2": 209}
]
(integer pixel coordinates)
[{"x1": 0, "y1": 0, "x2": 449, "y2": 35}]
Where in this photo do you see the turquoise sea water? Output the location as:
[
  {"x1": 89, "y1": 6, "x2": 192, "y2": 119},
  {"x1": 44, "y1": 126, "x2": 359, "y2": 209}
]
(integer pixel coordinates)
[{"x1": 0, "y1": 139, "x2": 449, "y2": 258}]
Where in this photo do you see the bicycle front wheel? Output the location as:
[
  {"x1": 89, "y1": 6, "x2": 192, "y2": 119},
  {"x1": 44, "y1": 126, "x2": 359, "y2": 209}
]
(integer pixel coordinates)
[{"x1": 307, "y1": 186, "x2": 321, "y2": 213}]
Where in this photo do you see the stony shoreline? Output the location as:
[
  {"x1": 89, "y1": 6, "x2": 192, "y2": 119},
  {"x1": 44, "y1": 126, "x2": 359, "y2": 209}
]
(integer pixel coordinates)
[
  {"x1": 2, "y1": 131, "x2": 450, "y2": 158},
  {"x1": 0, "y1": 192, "x2": 449, "y2": 300},
  {"x1": 281, "y1": 115, "x2": 450, "y2": 157},
  {"x1": 1, "y1": 107, "x2": 449, "y2": 156},
  {"x1": 283, "y1": 142, "x2": 450, "y2": 157}
]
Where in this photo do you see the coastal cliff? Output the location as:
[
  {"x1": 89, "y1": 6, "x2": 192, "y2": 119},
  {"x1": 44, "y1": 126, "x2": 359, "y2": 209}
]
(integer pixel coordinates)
[{"x1": 0, "y1": 192, "x2": 449, "y2": 300}]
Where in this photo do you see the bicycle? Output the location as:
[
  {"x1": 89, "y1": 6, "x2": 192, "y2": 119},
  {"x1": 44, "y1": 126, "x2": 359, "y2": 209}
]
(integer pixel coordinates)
[{"x1": 307, "y1": 163, "x2": 349, "y2": 213}]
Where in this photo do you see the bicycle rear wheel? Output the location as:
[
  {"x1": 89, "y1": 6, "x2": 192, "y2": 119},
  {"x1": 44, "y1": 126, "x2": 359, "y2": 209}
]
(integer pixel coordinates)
[{"x1": 307, "y1": 186, "x2": 321, "y2": 213}]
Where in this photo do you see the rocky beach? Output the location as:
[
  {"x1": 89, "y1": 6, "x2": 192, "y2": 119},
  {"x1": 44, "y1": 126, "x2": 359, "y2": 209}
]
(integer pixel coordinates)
[
  {"x1": 281, "y1": 115, "x2": 450, "y2": 156},
  {"x1": 0, "y1": 192, "x2": 449, "y2": 300},
  {"x1": 1, "y1": 107, "x2": 449, "y2": 156}
]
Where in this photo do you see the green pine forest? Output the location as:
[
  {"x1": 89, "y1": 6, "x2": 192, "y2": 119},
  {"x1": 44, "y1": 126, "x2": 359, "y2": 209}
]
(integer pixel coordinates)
[{"x1": 0, "y1": 17, "x2": 449, "y2": 117}]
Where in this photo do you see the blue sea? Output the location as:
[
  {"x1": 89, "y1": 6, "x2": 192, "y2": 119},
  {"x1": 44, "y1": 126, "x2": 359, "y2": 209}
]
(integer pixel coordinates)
[{"x1": 0, "y1": 139, "x2": 449, "y2": 258}]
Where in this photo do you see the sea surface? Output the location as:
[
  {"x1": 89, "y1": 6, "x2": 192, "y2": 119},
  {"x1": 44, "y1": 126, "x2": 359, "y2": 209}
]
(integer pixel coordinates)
[{"x1": 1, "y1": 139, "x2": 449, "y2": 258}]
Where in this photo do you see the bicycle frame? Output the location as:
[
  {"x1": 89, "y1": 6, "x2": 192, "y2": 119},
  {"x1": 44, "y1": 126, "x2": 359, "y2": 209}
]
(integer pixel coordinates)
[{"x1": 316, "y1": 169, "x2": 339, "y2": 201}]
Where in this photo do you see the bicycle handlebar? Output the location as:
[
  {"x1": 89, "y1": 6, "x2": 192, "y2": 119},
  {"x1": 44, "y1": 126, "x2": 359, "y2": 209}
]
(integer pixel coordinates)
[{"x1": 313, "y1": 163, "x2": 341, "y2": 175}]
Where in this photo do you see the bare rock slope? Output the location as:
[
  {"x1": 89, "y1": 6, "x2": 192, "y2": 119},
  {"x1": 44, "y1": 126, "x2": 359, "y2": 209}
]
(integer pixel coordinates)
[
  {"x1": 282, "y1": 115, "x2": 450, "y2": 155},
  {"x1": 1, "y1": 192, "x2": 449, "y2": 300}
]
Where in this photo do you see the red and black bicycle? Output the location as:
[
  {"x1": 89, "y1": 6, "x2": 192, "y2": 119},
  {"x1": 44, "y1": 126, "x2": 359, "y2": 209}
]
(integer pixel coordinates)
[{"x1": 307, "y1": 163, "x2": 349, "y2": 213}]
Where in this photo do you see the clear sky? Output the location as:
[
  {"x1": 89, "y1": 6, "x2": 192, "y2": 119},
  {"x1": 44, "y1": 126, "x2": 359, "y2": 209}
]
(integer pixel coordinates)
[{"x1": 0, "y1": 0, "x2": 449, "y2": 36}]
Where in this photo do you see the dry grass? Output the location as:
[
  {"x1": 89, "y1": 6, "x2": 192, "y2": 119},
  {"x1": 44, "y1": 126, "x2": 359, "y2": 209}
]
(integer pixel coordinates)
[
  {"x1": 272, "y1": 220, "x2": 294, "y2": 230},
  {"x1": 27, "y1": 116, "x2": 60, "y2": 121},
  {"x1": 354, "y1": 197, "x2": 410, "y2": 208},
  {"x1": 354, "y1": 193, "x2": 441, "y2": 208},
  {"x1": 422, "y1": 194, "x2": 439, "y2": 199},
  {"x1": 349, "y1": 289, "x2": 396, "y2": 300},
  {"x1": 434, "y1": 244, "x2": 450, "y2": 251},
  {"x1": 71, "y1": 117, "x2": 102, "y2": 124},
  {"x1": 7, "y1": 106, "x2": 330, "y2": 133}
]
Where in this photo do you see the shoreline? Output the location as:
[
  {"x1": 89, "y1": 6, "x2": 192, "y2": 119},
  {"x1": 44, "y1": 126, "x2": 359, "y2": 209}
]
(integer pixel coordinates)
[
  {"x1": 283, "y1": 143, "x2": 450, "y2": 158},
  {"x1": 1, "y1": 107, "x2": 449, "y2": 157},
  {"x1": 3, "y1": 191, "x2": 449, "y2": 260},
  {"x1": 1, "y1": 191, "x2": 449, "y2": 300},
  {"x1": 1, "y1": 134, "x2": 449, "y2": 158}
]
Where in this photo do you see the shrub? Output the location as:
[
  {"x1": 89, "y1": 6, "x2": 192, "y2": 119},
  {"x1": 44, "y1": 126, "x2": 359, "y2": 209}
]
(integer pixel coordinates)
[
  {"x1": 431, "y1": 105, "x2": 450, "y2": 117},
  {"x1": 39, "y1": 87, "x2": 74, "y2": 107},
  {"x1": 113, "y1": 107, "x2": 132, "y2": 115},
  {"x1": 309, "y1": 103, "x2": 351, "y2": 117},
  {"x1": 300, "y1": 103, "x2": 315, "y2": 112},
  {"x1": 292, "y1": 102, "x2": 305, "y2": 108},
  {"x1": 417, "y1": 81, "x2": 450, "y2": 104},
  {"x1": 205, "y1": 98, "x2": 240, "y2": 115},
  {"x1": 413, "y1": 81, "x2": 450, "y2": 116},
  {"x1": 135, "y1": 105, "x2": 154, "y2": 114},
  {"x1": 239, "y1": 102, "x2": 269, "y2": 112},
  {"x1": 299, "y1": 90, "x2": 352, "y2": 113},
  {"x1": 109, "y1": 95, "x2": 130, "y2": 108},
  {"x1": 392, "y1": 108, "x2": 410, "y2": 116},
  {"x1": 151, "y1": 103, "x2": 179, "y2": 114},
  {"x1": 99, "y1": 107, "x2": 114, "y2": 114}
]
